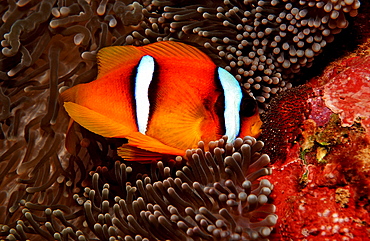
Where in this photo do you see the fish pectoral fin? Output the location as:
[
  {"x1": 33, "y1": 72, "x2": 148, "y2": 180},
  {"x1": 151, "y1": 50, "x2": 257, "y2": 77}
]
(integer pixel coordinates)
[
  {"x1": 64, "y1": 102, "x2": 132, "y2": 138},
  {"x1": 145, "y1": 78, "x2": 210, "y2": 151},
  {"x1": 148, "y1": 114, "x2": 204, "y2": 151},
  {"x1": 118, "y1": 132, "x2": 185, "y2": 159}
]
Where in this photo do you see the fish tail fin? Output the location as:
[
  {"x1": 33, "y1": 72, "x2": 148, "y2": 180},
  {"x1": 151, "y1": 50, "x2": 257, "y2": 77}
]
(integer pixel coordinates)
[
  {"x1": 117, "y1": 132, "x2": 185, "y2": 162},
  {"x1": 65, "y1": 119, "x2": 80, "y2": 155}
]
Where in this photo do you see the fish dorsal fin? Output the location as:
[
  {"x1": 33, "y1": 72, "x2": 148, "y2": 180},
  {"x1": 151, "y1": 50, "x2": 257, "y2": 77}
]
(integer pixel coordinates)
[
  {"x1": 141, "y1": 41, "x2": 212, "y2": 62},
  {"x1": 97, "y1": 45, "x2": 143, "y2": 78},
  {"x1": 97, "y1": 41, "x2": 209, "y2": 79}
]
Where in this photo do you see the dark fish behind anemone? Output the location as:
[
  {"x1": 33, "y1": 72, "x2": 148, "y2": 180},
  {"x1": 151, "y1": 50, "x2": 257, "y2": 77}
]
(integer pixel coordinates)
[{"x1": 61, "y1": 41, "x2": 261, "y2": 162}]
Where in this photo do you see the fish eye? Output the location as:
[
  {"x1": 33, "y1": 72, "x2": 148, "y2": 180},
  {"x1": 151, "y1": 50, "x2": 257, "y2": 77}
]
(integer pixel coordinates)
[{"x1": 240, "y1": 97, "x2": 258, "y2": 117}]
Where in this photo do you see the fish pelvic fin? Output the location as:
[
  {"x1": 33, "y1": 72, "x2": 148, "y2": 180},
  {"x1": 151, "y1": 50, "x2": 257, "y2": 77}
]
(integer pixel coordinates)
[
  {"x1": 117, "y1": 132, "x2": 185, "y2": 162},
  {"x1": 117, "y1": 145, "x2": 165, "y2": 163},
  {"x1": 239, "y1": 110, "x2": 263, "y2": 138}
]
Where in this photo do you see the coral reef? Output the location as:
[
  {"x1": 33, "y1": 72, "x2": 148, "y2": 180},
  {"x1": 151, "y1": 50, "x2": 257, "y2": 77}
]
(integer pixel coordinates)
[
  {"x1": 268, "y1": 117, "x2": 370, "y2": 239},
  {"x1": 322, "y1": 55, "x2": 370, "y2": 141},
  {"x1": 263, "y1": 39, "x2": 370, "y2": 240}
]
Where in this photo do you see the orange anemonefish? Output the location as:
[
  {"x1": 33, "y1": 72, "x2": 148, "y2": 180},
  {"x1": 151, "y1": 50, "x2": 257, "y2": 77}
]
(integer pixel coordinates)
[{"x1": 61, "y1": 41, "x2": 262, "y2": 162}]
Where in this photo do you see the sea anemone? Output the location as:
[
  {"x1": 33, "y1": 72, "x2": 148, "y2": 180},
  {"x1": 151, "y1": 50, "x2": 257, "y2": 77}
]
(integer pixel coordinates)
[
  {"x1": 1, "y1": 136, "x2": 276, "y2": 240},
  {"x1": 0, "y1": 2, "x2": 148, "y2": 238},
  {"x1": 1, "y1": 0, "x2": 361, "y2": 107},
  {"x1": 127, "y1": 0, "x2": 361, "y2": 105}
]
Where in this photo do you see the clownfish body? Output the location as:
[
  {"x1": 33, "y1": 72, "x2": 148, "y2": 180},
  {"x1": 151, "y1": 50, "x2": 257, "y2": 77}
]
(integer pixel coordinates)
[{"x1": 61, "y1": 41, "x2": 261, "y2": 162}]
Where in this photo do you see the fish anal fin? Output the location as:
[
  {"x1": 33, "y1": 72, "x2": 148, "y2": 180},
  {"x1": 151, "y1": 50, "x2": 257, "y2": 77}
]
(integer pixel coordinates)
[{"x1": 64, "y1": 102, "x2": 135, "y2": 138}]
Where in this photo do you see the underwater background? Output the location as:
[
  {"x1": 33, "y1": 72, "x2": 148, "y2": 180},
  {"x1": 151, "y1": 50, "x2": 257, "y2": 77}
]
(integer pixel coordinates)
[{"x1": 0, "y1": 0, "x2": 369, "y2": 240}]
